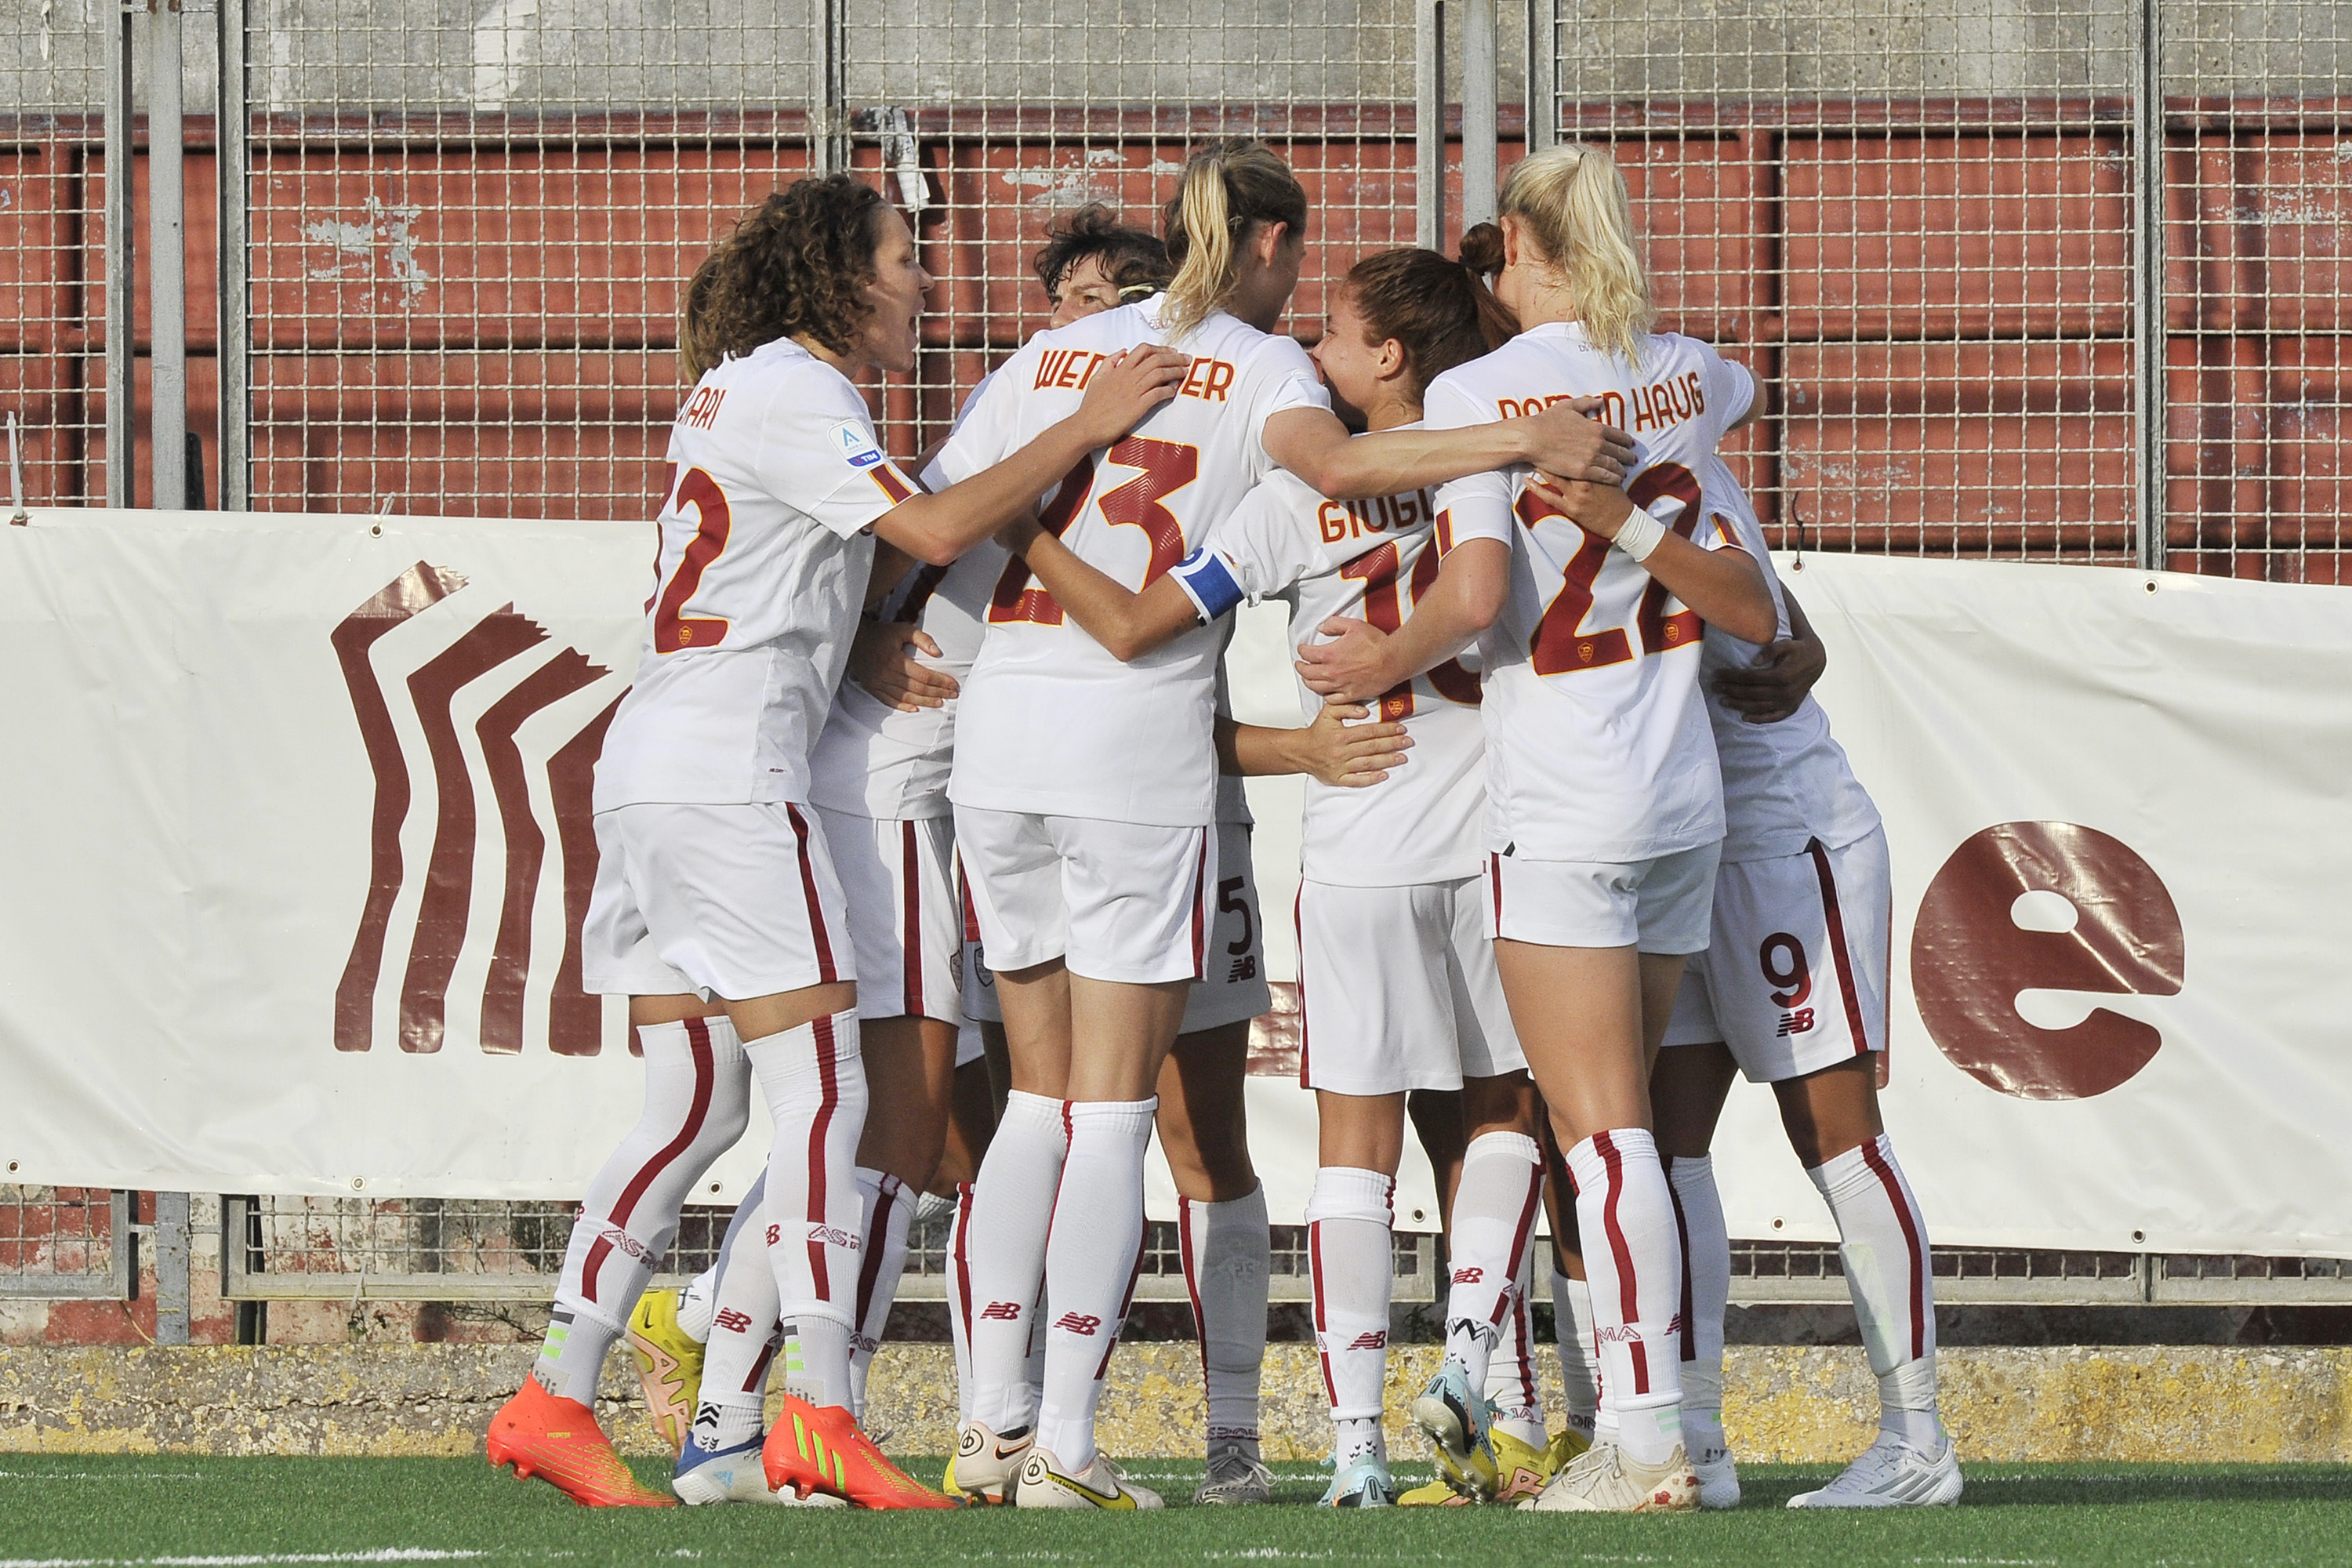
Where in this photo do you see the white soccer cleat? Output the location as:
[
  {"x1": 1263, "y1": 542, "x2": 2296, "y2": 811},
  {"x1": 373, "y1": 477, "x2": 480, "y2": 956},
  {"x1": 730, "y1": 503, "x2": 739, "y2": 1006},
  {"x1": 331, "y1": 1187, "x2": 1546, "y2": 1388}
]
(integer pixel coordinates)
[
  {"x1": 1692, "y1": 1443, "x2": 1741, "y2": 1509},
  {"x1": 1787, "y1": 1432, "x2": 1962, "y2": 1508},
  {"x1": 949, "y1": 1417, "x2": 1034, "y2": 1505},
  {"x1": 671, "y1": 1438, "x2": 846, "y2": 1507},
  {"x1": 1519, "y1": 1439, "x2": 1698, "y2": 1513},
  {"x1": 1014, "y1": 1446, "x2": 1164, "y2": 1510},
  {"x1": 1193, "y1": 1442, "x2": 1275, "y2": 1505}
]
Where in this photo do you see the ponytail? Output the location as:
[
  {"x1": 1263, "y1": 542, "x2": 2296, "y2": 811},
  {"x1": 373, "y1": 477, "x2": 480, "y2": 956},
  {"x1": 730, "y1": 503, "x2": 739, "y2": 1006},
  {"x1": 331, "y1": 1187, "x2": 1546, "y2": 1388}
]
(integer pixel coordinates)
[
  {"x1": 1495, "y1": 143, "x2": 1657, "y2": 366},
  {"x1": 1159, "y1": 139, "x2": 1308, "y2": 339}
]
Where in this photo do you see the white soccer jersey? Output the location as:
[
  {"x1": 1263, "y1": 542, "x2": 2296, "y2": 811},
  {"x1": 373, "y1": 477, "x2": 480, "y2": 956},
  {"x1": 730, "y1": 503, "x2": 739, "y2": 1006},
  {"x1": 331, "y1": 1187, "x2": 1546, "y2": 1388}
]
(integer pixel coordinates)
[
  {"x1": 1427, "y1": 321, "x2": 1755, "y2": 862},
  {"x1": 594, "y1": 338, "x2": 916, "y2": 810},
  {"x1": 927, "y1": 292, "x2": 1329, "y2": 828},
  {"x1": 1696, "y1": 459, "x2": 1882, "y2": 862},
  {"x1": 1195, "y1": 456, "x2": 1486, "y2": 887},
  {"x1": 806, "y1": 540, "x2": 1010, "y2": 820}
]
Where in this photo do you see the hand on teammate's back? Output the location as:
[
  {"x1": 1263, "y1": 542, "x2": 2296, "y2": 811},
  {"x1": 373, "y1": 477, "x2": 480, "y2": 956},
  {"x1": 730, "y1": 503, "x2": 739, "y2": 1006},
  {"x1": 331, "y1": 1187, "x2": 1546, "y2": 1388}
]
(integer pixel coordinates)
[
  {"x1": 1294, "y1": 701, "x2": 1413, "y2": 788},
  {"x1": 1710, "y1": 633, "x2": 1826, "y2": 725},
  {"x1": 1521, "y1": 394, "x2": 1636, "y2": 485},
  {"x1": 1071, "y1": 345, "x2": 1193, "y2": 448},
  {"x1": 848, "y1": 619, "x2": 958, "y2": 713}
]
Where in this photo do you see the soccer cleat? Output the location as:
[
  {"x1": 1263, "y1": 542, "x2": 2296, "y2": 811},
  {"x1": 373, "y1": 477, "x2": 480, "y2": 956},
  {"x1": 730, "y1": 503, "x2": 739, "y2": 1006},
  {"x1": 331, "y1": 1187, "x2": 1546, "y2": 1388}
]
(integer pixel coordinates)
[
  {"x1": 1544, "y1": 1425, "x2": 1595, "y2": 1475},
  {"x1": 1787, "y1": 1432, "x2": 1962, "y2": 1508},
  {"x1": 1520, "y1": 1439, "x2": 1699, "y2": 1513},
  {"x1": 1399, "y1": 1426, "x2": 1569, "y2": 1506},
  {"x1": 948, "y1": 1417, "x2": 1035, "y2": 1505},
  {"x1": 1194, "y1": 1442, "x2": 1275, "y2": 1505},
  {"x1": 626, "y1": 1289, "x2": 706, "y2": 1456},
  {"x1": 672, "y1": 1436, "x2": 848, "y2": 1507},
  {"x1": 1319, "y1": 1453, "x2": 1399, "y2": 1508},
  {"x1": 1486, "y1": 1428, "x2": 1567, "y2": 1504},
  {"x1": 485, "y1": 1377, "x2": 677, "y2": 1508},
  {"x1": 1014, "y1": 1446, "x2": 1163, "y2": 1510},
  {"x1": 1692, "y1": 1442, "x2": 1741, "y2": 1509},
  {"x1": 1397, "y1": 1475, "x2": 1475, "y2": 1506},
  {"x1": 1409, "y1": 1363, "x2": 1494, "y2": 1495},
  {"x1": 761, "y1": 1394, "x2": 961, "y2": 1509}
]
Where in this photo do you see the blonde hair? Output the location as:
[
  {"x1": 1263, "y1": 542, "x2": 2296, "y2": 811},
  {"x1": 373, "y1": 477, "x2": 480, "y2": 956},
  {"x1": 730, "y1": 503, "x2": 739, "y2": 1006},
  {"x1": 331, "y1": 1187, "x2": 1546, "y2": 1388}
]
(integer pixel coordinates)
[
  {"x1": 1159, "y1": 139, "x2": 1308, "y2": 339},
  {"x1": 1497, "y1": 143, "x2": 1657, "y2": 366}
]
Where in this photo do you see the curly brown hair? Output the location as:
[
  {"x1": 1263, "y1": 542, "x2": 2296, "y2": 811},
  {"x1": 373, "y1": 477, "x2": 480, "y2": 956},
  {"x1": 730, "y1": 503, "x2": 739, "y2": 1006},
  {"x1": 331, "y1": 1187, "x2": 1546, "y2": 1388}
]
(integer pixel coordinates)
[
  {"x1": 1031, "y1": 205, "x2": 1171, "y2": 302},
  {"x1": 680, "y1": 175, "x2": 888, "y2": 380}
]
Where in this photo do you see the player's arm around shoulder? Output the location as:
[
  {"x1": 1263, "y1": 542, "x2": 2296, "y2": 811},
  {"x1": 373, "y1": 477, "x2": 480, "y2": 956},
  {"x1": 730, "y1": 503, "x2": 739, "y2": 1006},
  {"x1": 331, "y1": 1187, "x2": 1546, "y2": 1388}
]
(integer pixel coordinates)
[
  {"x1": 1536, "y1": 471, "x2": 1777, "y2": 646},
  {"x1": 993, "y1": 510, "x2": 1210, "y2": 662}
]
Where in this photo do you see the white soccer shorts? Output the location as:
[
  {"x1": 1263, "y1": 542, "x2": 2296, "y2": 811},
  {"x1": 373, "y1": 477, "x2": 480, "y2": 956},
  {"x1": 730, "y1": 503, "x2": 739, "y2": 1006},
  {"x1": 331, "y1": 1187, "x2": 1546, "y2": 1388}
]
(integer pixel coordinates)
[
  {"x1": 959, "y1": 821, "x2": 1266, "y2": 1029},
  {"x1": 581, "y1": 800, "x2": 853, "y2": 1000},
  {"x1": 951, "y1": 806, "x2": 1216, "y2": 987},
  {"x1": 815, "y1": 807, "x2": 961, "y2": 1025},
  {"x1": 1483, "y1": 841, "x2": 1721, "y2": 955},
  {"x1": 1664, "y1": 828, "x2": 1893, "y2": 1083},
  {"x1": 1297, "y1": 875, "x2": 1527, "y2": 1095}
]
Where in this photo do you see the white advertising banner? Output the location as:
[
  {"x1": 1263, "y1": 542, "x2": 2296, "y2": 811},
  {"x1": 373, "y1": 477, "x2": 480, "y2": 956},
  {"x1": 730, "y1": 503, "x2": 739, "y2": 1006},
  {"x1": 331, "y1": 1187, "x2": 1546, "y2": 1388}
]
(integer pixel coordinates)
[{"x1": 2, "y1": 511, "x2": 2347, "y2": 1254}]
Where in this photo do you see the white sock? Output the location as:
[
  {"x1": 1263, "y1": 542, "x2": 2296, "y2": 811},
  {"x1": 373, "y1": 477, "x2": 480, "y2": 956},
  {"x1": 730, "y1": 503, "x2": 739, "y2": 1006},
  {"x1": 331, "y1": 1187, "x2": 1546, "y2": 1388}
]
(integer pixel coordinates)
[
  {"x1": 946, "y1": 1181, "x2": 977, "y2": 1422},
  {"x1": 1552, "y1": 1267, "x2": 1600, "y2": 1440},
  {"x1": 745, "y1": 1009, "x2": 867, "y2": 1412},
  {"x1": 1305, "y1": 1167, "x2": 1393, "y2": 1461},
  {"x1": 695, "y1": 1181, "x2": 782, "y2": 1444},
  {"x1": 1484, "y1": 1233, "x2": 1544, "y2": 1448},
  {"x1": 1439, "y1": 1131, "x2": 1543, "y2": 1399},
  {"x1": 1809, "y1": 1133, "x2": 1942, "y2": 1447},
  {"x1": 677, "y1": 1267, "x2": 720, "y2": 1345},
  {"x1": 964, "y1": 1091, "x2": 1069, "y2": 1433},
  {"x1": 1565, "y1": 1129, "x2": 1685, "y2": 1466},
  {"x1": 1666, "y1": 1152, "x2": 1730, "y2": 1454},
  {"x1": 539, "y1": 1016, "x2": 751, "y2": 1403},
  {"x1": 1035, "y1": 1098, "x2": 1155, "y2": 1474},
  {"x1": 686, "y1": 1391, "x2": 764, "y2": 1455},
  {"x1": 1181, "y1": 1185, "x2": 1269, "y2": 1453},
  {"x1": 848, "y1": 1167, "x2": 913, "y2": 1419}
]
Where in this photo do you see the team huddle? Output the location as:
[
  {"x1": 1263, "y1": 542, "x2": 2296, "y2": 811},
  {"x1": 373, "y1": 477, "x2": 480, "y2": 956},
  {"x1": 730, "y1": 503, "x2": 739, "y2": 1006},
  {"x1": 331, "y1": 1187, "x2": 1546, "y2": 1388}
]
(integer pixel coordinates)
[{"x1": 482, "y1": 138, "x2": 1961, "y2": 1515}]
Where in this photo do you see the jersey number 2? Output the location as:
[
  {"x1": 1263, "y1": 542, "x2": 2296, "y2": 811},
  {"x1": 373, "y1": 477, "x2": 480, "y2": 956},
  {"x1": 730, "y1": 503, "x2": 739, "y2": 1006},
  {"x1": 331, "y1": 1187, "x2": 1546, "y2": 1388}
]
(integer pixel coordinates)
[
  {"x1": 1522, "y1": 460, "x2": 1705, "y2": 677},
  {"x1": 652, "y1": 466, "x2": 731, "y2": 653}
]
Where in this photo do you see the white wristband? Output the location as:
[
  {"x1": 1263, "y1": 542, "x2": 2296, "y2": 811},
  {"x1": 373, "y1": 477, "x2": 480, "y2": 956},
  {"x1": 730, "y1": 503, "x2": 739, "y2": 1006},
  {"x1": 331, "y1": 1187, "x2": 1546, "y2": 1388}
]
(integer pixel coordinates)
[{"x1": 1610, "y1": 509, "x2": 1667, "y2": 562}]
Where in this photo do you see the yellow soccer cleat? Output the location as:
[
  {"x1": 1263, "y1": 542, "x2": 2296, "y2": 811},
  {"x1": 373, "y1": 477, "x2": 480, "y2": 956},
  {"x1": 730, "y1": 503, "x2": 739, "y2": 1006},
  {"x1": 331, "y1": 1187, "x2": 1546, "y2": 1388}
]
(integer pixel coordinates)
[
  {"x1": 1400, "y1": 1425, "x2": 1581, "y2": 1505},
  {"x1": 626, "y1": 1289, "x2": 705, "y2": 1457}
]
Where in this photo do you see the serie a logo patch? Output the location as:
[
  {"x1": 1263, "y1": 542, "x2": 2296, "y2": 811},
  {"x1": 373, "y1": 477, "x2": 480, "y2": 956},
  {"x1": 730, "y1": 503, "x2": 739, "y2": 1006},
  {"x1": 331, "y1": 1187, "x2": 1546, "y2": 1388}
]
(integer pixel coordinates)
[{"x1": 829, "y1": 419, "x2": 884, "y2": 469}]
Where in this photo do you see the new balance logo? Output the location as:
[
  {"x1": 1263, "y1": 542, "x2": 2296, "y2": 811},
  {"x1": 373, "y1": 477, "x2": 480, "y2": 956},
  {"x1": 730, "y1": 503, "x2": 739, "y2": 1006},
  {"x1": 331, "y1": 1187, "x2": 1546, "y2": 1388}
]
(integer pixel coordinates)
[
  {"x1": 978, "y1": 1301, "x2": 1023, "y2": 1322},
  {"x1": 1777, "y1": 1007, "x2": 1817, "y2": 1037},
  {"x1": 1226, "y1": 954, "x2": 1258, "y2": 982},
  {"x1": 1450, "y1": 1266, "x2": 1484, "y2": 1285},
  {"x1": 332, "y1": 562, "x2": 627, "y2": 1056},
  {"x1": 1346, "y1": 1330, "x2": 1388, "y2": 1351},
  {"x1": 713, "y1": 1308, "x2": 754, "y2": 1334},
  {"x1": 1052, "y1": 1312, "x2": 1104, "y2": 1336}
]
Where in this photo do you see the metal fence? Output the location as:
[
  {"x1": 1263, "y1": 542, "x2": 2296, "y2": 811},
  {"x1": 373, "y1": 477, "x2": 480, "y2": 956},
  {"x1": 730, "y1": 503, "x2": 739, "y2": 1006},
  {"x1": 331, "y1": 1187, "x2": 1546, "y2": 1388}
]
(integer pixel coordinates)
[{"x1": 0, "y1": 1187, "x2": 132, "y2": 1301}]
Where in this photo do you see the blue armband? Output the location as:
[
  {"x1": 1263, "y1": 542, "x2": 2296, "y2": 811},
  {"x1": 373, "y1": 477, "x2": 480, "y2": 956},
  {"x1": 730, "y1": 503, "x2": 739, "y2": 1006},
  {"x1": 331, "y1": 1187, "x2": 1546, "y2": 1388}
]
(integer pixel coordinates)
[{"x1": 1167, "y1": 547, "x2": 1246, "y2": 622}]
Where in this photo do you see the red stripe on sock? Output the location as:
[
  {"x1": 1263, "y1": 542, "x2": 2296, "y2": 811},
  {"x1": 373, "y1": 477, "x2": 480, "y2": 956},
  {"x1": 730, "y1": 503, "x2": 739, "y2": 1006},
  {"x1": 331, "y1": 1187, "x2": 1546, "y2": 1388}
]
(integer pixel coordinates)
[
  {"x1": 854, "y1": 1174, "x2": 902, "y2": 1341},
  {"x1": 951, "y1": 1181, "x2": 976, "y2": 1352},
  {"x1": 1807, "y1": 837, "x2": 1871, "y2": 1057},
  {"x1": 1592, "y1": 1131, "x2": 1647, "y2": 1396},
  {"x1": 1857, "y1": 1135, "x2": 1929, "y2": 1363},
  {"x1": 583, "y1": 1019, "x2": 715, "y2": 1303},
  {"x1": 1308, "y1": 1220, "x2": 1340, "y2": 1408},
  {"x1": 1490, "y1": 1158, "x2": 1545, "y2": 1327},
  {"x1": 804, "y1": 1013, "x2": 840, "y2": 1299},
  {"x1": 788, "y1": 805, "x2": 839, "y2": 984}
]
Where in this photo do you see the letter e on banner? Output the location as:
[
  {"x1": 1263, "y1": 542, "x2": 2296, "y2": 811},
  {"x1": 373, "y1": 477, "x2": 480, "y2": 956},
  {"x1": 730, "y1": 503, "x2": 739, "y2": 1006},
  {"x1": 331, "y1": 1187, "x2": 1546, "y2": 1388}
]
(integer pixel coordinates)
[{"x1": 1910, "y1": 821, "x2": 2183, "y2": 1101}]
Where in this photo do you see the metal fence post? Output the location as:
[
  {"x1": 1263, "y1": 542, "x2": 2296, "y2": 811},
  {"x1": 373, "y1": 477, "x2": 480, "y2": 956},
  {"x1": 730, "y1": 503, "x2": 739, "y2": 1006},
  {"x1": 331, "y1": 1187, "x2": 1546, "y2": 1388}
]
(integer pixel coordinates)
[
  {"x1": 811, "y1": 0, "x2": 848, "y2": 174},
  {"x1": 2133, "y1": 0, "x2": 2167, "y2": 572},
  {"x1": 104, "y1": 0, "x2": 136, "y2": 508},
  {"x1": 1462, "y1": 0, "x2": 1498, "y2": 227},
  {"x1": 147, "y1": 0, "x2": 187, "y2": 512},
  {"x1": 153, "y1": 1190, "x2": 191, "y2": 1343},
  {"x1": 1416, "y1": 0, "x2": 1446, "y2": 249},
  {"x1": 1525, "y1": 0, "x2": 1556, "y2": 155},
  {"x1": 217, "y1": 0, "x2": 249, "y2": 511}
]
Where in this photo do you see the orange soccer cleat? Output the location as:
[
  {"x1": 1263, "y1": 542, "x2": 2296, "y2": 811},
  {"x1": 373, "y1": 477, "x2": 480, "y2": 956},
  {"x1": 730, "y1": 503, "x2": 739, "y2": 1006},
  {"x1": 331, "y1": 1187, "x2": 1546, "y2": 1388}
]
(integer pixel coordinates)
[
  {"x1": 762, "y1": 1393, "x2": 962, "y2": 1510},
  {"x1": 486, "y1": 1376, "x2": 677, "y2": 1508}
]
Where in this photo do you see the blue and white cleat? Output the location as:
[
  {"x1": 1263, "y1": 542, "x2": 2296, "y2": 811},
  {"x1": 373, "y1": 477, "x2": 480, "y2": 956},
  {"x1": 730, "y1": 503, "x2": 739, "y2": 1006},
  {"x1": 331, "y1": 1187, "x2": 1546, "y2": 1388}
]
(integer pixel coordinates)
[
  {"x1": 673, "y1": 1436, "x2": 846, "y2": 1507},
  {"x1": 1319, "y1": 1452, "x2": 1399, "y2": 1508},
  {"x1": 1409, "y1": 1362, "x2": 1494, "y2": 1496}
]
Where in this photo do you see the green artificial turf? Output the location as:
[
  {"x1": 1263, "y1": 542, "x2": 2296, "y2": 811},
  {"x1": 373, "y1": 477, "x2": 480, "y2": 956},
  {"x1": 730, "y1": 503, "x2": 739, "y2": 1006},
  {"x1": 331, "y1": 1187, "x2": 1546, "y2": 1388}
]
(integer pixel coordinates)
[{"x1": 2, "y1": 1454, "x2": 2349, "y2": 1567}]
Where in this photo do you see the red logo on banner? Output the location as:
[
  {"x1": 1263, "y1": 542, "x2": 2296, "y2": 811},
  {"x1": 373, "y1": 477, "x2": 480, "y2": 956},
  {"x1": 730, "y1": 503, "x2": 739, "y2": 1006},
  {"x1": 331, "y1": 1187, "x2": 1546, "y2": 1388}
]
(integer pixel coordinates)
[
  {"x1": 331, "y1": 562, "x2": 622, "y2": 1057},
  {"x1": 1911, "y1": 822, "x2": 2184, "y2": 1101}
]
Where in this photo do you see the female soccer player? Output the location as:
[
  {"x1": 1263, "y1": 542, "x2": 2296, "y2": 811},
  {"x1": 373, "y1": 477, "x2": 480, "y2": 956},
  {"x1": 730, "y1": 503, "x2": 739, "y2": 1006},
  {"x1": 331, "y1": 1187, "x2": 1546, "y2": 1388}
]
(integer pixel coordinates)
[
  {"x1": 485, "y1": 172, "x2": 1186, "y2": 1511},
  {"x1": 1299, "y1": 144, "x2": 1777, "y2": 1512},
  {"x1": 1636, "y1": 459, "x2": 1960, "y2": 1510},
  {"x1": 935, "y1": 139, "x2": 1638, "y2": 1510}
]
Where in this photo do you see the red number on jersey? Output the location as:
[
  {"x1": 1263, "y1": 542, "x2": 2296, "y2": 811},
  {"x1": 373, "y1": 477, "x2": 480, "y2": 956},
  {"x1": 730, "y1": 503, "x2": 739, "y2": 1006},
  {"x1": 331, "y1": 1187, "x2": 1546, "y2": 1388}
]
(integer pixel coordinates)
[
  {"x1": 652, "y1": 466, "x2": 731, "y2": 653},
  {"x1": 1406, "y1": 533, "x2": 1484, "y2": 706},
  {"x1": 1338, "y1": 542, "x2": 1414, "y2": 720},
  {"x1": 1095, "y1": 436, "x2": 1200, "y2": 586},
  {"x1": 988, "y1": 458, "x2": 1094, "y2": 626},
  {"x1": 1519, "y1": 484, "x2": 1633, "y2": 677},
  {"x1": 1631, "y1": 461, "x2": 1707, "y2": 654}
]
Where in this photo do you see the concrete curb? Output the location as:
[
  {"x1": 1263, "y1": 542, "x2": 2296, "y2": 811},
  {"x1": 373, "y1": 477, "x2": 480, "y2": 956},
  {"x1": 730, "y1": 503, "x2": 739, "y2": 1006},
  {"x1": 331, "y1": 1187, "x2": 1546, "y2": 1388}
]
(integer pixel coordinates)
[{"x1": 2, "y1": 1344, "x2": 2347, "y2": 1462}]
